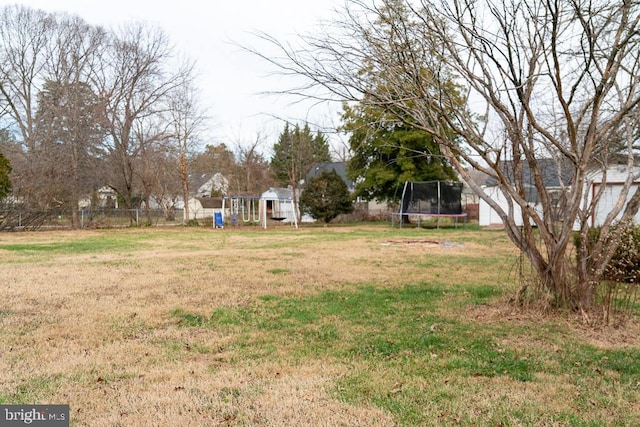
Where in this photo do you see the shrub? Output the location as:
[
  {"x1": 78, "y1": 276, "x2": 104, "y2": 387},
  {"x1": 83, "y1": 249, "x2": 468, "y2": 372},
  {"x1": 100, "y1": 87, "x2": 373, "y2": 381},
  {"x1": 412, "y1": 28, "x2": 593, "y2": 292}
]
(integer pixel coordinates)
[
  {"x1": 576, "y1": 225, "x2": 640, "y2": 283},
  {"x1": 300, "y1": 169, "x2": 354, "y2": 224}
]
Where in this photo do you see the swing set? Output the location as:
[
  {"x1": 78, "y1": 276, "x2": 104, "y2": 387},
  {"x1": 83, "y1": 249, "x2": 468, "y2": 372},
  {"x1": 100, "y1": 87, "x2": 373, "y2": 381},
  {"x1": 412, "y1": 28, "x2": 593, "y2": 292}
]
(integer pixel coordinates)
[
  {"x1": 234, "y1": 197, "x2": 261, "y2": 223},
  {"x1": 221, "y1": 195, "x2": 298, "y2": 229}
]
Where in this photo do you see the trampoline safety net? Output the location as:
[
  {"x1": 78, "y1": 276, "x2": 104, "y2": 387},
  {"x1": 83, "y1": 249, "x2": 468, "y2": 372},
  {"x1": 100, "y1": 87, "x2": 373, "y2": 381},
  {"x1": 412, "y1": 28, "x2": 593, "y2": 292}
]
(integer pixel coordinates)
[{"x1": 399, "y1": 181, "x2": 463, "y2": 215}]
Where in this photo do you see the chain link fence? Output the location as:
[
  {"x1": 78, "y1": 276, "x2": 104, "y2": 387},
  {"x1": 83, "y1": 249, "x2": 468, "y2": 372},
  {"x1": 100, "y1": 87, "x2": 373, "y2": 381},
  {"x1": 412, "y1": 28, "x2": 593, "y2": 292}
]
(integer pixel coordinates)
[{"x1": 0, "y1": 208, "x2": 183, "y2": 231}]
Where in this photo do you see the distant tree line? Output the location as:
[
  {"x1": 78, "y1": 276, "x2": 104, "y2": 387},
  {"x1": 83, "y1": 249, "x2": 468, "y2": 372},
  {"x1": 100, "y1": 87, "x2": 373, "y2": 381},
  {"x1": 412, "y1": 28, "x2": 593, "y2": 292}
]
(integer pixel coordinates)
[
  {"x1": 0, "y1": 5, "x2": 199, "y2": 227},
  {"x1": 0, "y1": 5, "x2": 337, "y2": 228}
]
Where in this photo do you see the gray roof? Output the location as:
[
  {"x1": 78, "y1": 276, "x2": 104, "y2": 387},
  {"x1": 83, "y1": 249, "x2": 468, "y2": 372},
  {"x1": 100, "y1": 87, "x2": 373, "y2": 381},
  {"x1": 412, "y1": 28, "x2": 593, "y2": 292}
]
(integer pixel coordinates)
[
  {"x1": 484, "y1": 159, "x2": 574, "y2": 188},
  {"x1": 483, "y1": 158, "x2": 575, "y2": 203},
  {"x1": 197, "y1": 197, "x2": 223, "y2": 209},
  {"x1": 305, "y1": 162, "x2": 354, "y2": 191},
  {"x1": 189, "y1": 173, "x2": 215, "y2": 191}
]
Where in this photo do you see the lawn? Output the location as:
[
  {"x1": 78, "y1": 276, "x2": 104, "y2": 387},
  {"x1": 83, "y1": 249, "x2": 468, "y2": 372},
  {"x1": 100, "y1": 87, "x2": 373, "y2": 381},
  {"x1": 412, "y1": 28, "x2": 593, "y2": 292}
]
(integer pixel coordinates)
[{"x1": 0, "y1": 224, "x2": 638, "y2": 426}]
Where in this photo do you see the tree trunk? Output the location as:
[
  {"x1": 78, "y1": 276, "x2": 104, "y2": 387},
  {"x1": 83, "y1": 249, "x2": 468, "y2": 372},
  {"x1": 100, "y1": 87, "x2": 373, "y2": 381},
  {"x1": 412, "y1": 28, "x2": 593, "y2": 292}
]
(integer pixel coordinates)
[{"x1": 180, "y1": 151, "x2": 189, "y2": 224}]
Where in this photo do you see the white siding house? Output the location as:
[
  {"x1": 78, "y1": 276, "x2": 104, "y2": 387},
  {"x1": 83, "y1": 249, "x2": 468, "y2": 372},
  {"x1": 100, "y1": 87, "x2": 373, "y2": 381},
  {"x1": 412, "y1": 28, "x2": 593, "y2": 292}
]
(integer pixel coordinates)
[{"x1": 181, "y1": 173, "x2": 228, "y2": 222}]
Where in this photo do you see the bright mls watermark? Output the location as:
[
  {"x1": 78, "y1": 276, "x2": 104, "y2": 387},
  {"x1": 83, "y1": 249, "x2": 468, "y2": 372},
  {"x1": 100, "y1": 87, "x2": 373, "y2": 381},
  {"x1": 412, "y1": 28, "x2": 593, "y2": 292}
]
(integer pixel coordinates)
[{"x1": 0, "y1": 405, "x2": 69, "y2": 426}]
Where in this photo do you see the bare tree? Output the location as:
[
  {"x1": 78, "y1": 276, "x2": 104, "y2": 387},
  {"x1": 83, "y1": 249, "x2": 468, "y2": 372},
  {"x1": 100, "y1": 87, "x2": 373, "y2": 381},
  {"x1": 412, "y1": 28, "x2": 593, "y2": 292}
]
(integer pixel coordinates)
[
  {"x1": 0, "y1": 5, "x2": 55, "y2": 207},
  {"x1": 148, "y1": 145, "x2": 182, "y2": 222},
  {"x1": 232, "y1": 134, "x2": 275, "y2": 195},
  {"x1": 93, "y1": 22, "x2": 194, "y2": 220},
  {"x1": 0, "y1": 6, "x2": 52, "y2": 150},
  {"x1": 250, "y1": 0, "x2": 640, "y2": 311},
  {"x1": 166, "y1": 78, "x2": 205, "y2": 224},
  {"x1": 0, "y1": 6, "x2": 107, "y2": 223},
  {"x1": 131, "y1": 116, "x2": 172, "y2": 224},
  {"x1": 189, "y1": 142, "x2": 237, "y2": 176}
]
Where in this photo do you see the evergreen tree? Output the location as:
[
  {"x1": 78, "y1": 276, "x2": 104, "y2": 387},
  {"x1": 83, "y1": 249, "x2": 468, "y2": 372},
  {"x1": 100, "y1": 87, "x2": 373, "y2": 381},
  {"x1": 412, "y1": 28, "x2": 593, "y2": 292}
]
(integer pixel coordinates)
[
  {"x1": 35, "y1": 79, "x2": 107, "y2": 225},
  {"x1": 343, "y1": 103, "x2": 459, "y2": 203},
  {"x1": 271, "y1": 123, "x2": 332, "y2": 187},
  {"x1": 0, "y1": 150, "x2": 11, "y2": 200},
  {"x1": 340, "y1": 0, "x2": 462, "y2": 204},
  {"x1": 299, "y1": 169, "x2": 354, "y2": 224}
]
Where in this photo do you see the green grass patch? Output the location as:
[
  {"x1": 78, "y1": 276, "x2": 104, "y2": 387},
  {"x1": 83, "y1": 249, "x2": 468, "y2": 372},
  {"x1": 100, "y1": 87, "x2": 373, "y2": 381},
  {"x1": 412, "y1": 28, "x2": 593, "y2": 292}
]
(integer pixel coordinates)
[
  {"x1": 1, "y1": 374, "x2": 65, "y2": 404},
  {"x1": 0, "y1": 234, "x2": 145, "y2": 256},
  {"x1": 170, "y1": 279, "x2": 640, "y2": 425},
  {"x1": 171, "y1": 308, "x2": 206, "y2": 327}
]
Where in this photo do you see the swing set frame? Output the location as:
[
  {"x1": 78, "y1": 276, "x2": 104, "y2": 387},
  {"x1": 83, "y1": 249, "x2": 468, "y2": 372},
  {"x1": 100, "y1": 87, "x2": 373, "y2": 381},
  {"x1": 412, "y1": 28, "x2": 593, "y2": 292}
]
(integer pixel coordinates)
[{"x1": 221, "y1": 195, "x2": 299, "y2": 229}]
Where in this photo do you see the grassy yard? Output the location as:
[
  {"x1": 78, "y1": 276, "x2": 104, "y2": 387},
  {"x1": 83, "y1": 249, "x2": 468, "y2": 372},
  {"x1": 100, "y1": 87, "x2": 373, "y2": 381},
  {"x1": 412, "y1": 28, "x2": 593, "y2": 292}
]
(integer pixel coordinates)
[{"x1": 0, "y1": 224, "x2": 638, "y2": 426}]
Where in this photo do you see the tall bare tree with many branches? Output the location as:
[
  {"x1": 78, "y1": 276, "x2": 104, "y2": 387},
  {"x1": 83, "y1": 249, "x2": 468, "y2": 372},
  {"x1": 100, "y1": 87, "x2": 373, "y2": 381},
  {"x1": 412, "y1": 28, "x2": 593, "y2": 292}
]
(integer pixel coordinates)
[
  {"x1": 166, "y1": 79, "x2": 205, "y2": 224},
  {"x1": 92, "y1": 22, "x2": 194, "y2": 218},
  {"x1": 0, "y1": 6, "x2": 107, "y2": 223},
  {"x1": 251, "y1": 0, "x2": 640, "y2": 311}
]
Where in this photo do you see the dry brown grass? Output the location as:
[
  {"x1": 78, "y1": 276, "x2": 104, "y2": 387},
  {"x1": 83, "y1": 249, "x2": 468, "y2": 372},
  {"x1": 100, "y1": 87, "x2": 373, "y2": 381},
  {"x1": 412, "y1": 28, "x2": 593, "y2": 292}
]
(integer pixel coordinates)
[
  {"x1": 1, "y1": 226, "x2": 491, "y2": 426},
  {"x1": 1, "y1": 225, "x2": 637, "y2": 426}
]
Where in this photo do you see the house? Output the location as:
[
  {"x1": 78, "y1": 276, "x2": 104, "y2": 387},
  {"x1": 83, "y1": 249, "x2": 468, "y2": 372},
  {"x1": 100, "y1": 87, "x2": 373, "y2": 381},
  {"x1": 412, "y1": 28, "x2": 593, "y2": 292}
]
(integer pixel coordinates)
[
  {"x1": 305, "y1": 162, "x2": 355, "y2": 192},
  {"x1": 180, "y1": 173, "x2": 228, "y2": 221},
  {"x1": 189, "y1": 172, "x2": 228, "y2": 198},
  {"x1": 78, "y1": 186, "x2": 118, "y2": 209}
]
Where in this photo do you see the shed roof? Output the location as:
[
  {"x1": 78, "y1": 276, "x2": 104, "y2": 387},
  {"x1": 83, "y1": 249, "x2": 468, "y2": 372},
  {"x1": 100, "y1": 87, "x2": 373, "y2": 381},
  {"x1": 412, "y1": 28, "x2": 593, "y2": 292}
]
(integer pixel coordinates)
[
  {"x1": 262, "y1": 187, "x2": 295, "y2": 200},
  {"x1": 484, "y1": 158, "x2": 574, "y2": 188},
  {"x1": 197, "y1": 197, "x2": 223, "y2": 209}
]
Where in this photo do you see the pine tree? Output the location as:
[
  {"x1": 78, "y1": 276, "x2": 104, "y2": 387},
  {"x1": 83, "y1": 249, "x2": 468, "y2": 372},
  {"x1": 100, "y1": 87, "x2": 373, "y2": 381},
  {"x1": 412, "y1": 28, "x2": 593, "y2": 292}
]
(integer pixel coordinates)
[
  {"x1": 0, "y1": 151, "x2": 11, "y2": 200},
  {"x1": 271, "y1": 123, "x2": 332, "y2": 187}
]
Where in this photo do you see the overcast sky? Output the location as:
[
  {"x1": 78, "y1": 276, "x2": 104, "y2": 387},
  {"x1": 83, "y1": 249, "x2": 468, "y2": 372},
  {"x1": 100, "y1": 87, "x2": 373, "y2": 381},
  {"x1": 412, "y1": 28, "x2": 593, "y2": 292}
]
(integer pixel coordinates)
[{"x1": 10, "y1": 0, "x2": 345, "y2": 153}]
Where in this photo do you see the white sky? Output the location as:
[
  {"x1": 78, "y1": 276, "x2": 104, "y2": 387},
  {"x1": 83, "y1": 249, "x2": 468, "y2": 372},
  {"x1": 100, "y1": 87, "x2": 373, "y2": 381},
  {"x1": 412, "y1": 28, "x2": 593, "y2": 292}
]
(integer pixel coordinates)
[{"x1": 8, "y1": 0, "x2": 345, "y2": 154}]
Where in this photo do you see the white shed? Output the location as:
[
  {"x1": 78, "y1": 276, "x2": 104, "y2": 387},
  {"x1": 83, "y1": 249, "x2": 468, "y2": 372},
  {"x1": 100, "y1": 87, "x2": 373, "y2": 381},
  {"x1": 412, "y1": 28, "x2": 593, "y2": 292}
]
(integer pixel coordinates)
[
  {"x1": 185, "y1": 197, "x2": 223, "y2": 221},
  {"x1": 260, "y1": 187, "x2": 314, "y2": 224},
  {"x1": 478, "y1": 159, "x2": 569, "y2": 227},
  {"x1": 587, "y1": 164, "x2": 640, "y2": 227}
]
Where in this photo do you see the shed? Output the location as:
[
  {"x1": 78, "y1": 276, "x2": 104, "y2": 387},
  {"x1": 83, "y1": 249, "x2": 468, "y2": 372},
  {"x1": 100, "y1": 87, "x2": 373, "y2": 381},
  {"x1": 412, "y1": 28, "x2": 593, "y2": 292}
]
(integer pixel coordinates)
[
  {"x1": 260, "y1": 187, "x2": 314, "y2": 224},
  {"x1": 587, "y1": 164, "x2": 640, "y2": 227},
  {"x1": 478, "y1": 159, "x2": 573, "y2": 227},
  {"x1": 185, "y1": 197, "x2": 223, "y2": 221}
]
